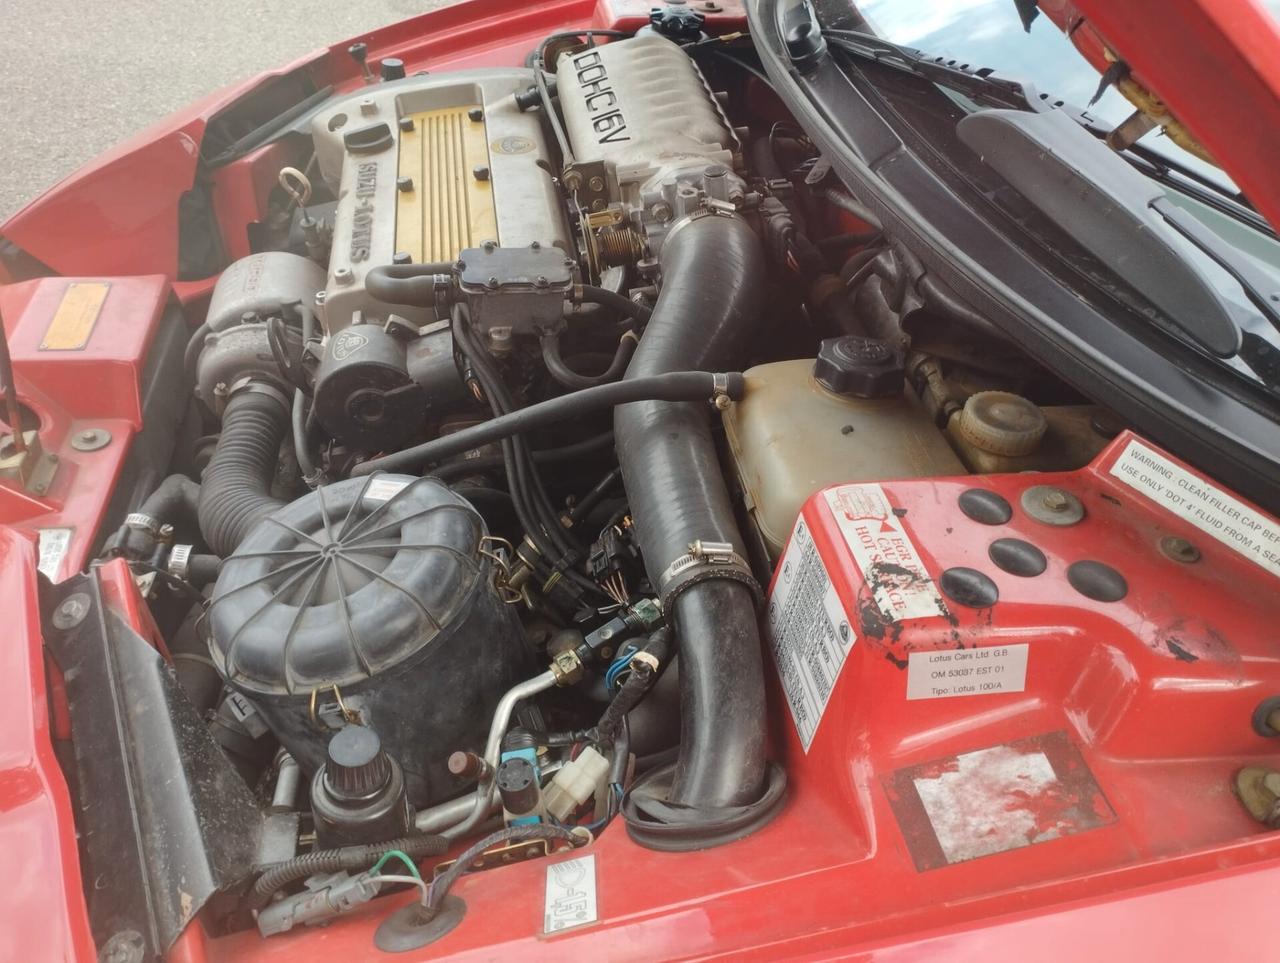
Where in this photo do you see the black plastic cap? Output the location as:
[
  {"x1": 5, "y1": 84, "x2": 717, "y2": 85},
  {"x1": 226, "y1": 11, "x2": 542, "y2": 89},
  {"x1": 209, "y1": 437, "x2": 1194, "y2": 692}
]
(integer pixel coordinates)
[
  {"x1": 348, "y1": 42, "x2": 369, "y2": 64},
  {"x1": 325, "y1": 725, "x2": 392, "y2": 799},
  {"x1": 380, "y1": 57, "x2": 406, "y2": 81},
  {"x1": 813, "y1": 336, "x2": 904, "y2": 398},
  {"x1": 649, "y1": 5, "x2": 706, "y2": 40}
]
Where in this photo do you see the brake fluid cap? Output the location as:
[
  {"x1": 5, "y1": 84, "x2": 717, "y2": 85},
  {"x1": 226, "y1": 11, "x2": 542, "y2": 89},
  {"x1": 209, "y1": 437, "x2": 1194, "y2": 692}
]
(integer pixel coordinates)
[{"x1": 957, "y1": 391, "x2": 1047, "y2": 456}]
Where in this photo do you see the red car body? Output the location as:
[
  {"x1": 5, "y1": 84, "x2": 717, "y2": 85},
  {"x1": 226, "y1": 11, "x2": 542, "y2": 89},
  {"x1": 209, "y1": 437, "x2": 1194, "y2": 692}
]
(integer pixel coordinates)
[{"x1": 2, "y1": 1, "x2": 1280, "y2": 959}]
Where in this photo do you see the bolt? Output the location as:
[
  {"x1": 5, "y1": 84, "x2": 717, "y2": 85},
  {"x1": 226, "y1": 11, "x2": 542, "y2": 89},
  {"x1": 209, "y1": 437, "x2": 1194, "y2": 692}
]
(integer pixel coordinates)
[
  {"x1": 563, "y1": 170, "x2": 583, "y2": 192},
  {"x1": 599, "y1": 627, "x2": 614, "y2": 641},
  {"x1": 334, "y1": 267, "x2": 354, "y2": 285},
  {"x1": 1159, "y1": 536, "x2": 1201, "y2": 564},
  {"x1": 52, "y1": 593, "x2": 91, "y2": 630},
  {"x1": 398, "y1": 116, "x2": 415, "y2": 132},
  {"x1": 714, "y1": 394, "x2": 732, "y2": 411},
  {"x1": 468, "y1": 107, "x2": 484, "y2": 121},
  {"x1": 454, "y1": 259, "x2": 467, "y2": 271},
  {"x1": 530, "y1": 240, "x2": 541, "y2": 250},
  {"x1": 397, "y1": 176, "x2": 414, "y2": 193},
  {"x1": 482, "y1": 239, "x2": 496, "y2": 253},
  {"x1": 314, "y1": 290, "x2": 327, "y2": 305},
  {"x1": 392, "y1": 251, "x2": 412, "y2": 265},
  {"x1": 588, "y1": 175, "x2": 605, "y2": 192},
  {"x1": 486, "y1": 276, "x2": 500, "y2": 290},
  {"x1": 159, "y1": 523, "x2": 175, "y2": 539},
  {"x1": 472, "y1": 164, "x2": 490, "y2": 181},
  {"x1": 534, "y1": 275, "x2": 549, "y2": 289},
  {"x1": 1041, "y1": 490, "x2": 1070, "y2": 513},
  {"x1": 590, "y1": 198, "x2": 606, "y2": 212},
  {"x1": 651, "y1": 201, "x2": 673, "y2": 223}
]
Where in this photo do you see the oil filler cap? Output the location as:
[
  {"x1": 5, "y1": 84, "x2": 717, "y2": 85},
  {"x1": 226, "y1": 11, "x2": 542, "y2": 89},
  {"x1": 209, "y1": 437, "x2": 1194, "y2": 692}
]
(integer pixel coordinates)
[
  {"x1": 957, "y1": 391, "x2": 1047, "y2": 456},
  {"x1": 813, "y1": 336, "x2": 904, "y2": 399}
]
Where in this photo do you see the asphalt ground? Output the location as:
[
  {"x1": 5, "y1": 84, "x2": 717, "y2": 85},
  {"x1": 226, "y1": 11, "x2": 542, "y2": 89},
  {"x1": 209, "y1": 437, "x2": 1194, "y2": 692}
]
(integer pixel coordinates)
[{"x1": 0, "y1": 0, "x2": 456, "y2": 220}]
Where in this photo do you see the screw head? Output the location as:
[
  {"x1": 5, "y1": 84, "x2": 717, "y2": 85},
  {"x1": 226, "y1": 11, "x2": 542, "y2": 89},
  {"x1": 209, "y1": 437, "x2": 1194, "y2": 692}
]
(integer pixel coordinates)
[
  {"x1": 482, "y1": 239, "x2": 497, "y2": 253},
  {"x1": 1159, "y1": 536, "x2": 1201, "y2": 564},
  {"x1": 472, "y1": 164, "x2": 490, "y2": 181},
  {"x1": 396, "y1": 176, "x2": 414, "y2": 193},
  {"x1": 52, "y1": 593, "x2": 91, "y2": 630},
  {"x1": 485, "y1": 276, "x2": 500, "y2": 290},
  {"x1": 398, "y1": 116, "x2": 415, "y2": 132},
  {"x1": 588, "y1": 175, "x2": 605, "y2": 192},
  {"x1": 467, "y1": 107, "x2": 484, "y2": 122},
  {"x1": 534, "y1": 275, "x2": 549, "y2": 289},
  {"x1": 71, "y1": 427, "x2": 112, "y2": 452}
]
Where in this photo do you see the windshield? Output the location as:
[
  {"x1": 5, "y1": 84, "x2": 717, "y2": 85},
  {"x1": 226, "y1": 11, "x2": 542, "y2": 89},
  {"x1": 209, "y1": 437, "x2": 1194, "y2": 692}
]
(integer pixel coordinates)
[{"x1": 853, "y1": 0, "x2": 1280, "y2": 193}]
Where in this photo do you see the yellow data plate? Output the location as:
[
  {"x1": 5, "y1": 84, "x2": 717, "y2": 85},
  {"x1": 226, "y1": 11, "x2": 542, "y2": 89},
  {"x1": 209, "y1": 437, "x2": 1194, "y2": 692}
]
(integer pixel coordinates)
[
  {"x1": 40, "y1": 281, "x2": 110, "y2": 351},
  {"x1": 396, "y1": 106, "x2": 498, "y2": 263}
]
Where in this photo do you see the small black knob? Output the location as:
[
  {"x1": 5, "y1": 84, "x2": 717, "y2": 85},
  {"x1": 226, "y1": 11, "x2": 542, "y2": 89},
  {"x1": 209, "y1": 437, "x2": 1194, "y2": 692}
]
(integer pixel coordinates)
[
  {"x1": 348, "y1": 42, "x2": 369, "y2": 65},
  {"x1": 324, "y1": 725, "x2": 391, "y2": 800},
  {"x1": 380, "y1": 57, "x2": 406, "y2": 81},
  {"x1": 496, "y1": 756, "x2": 540, "y2": 815},
  {"x1": 813, "y1": 335, "x2": 904, "y2": 398}
]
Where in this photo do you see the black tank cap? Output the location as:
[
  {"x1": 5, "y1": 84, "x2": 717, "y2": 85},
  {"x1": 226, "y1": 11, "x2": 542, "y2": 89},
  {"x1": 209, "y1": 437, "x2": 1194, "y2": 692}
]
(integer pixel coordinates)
[{"x1": 325, "y1": 725, "x2": 392, "y2": 799}]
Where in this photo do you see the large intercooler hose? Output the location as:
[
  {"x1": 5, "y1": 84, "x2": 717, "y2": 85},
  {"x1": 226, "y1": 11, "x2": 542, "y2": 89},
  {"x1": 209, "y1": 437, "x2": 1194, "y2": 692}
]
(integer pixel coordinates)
[
  {"x1": 197, "y1": 386, "x2": 290, "y2": 557},
  {"x1": 615, "y1": 214, "x2": 786, "y2": 850}
]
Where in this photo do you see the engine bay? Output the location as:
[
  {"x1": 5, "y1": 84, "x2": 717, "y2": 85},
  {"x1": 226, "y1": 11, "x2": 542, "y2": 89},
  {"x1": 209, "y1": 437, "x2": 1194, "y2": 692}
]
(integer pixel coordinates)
[{"x1": 5, "y1": 9, "x2": 1280, "y2": 960}]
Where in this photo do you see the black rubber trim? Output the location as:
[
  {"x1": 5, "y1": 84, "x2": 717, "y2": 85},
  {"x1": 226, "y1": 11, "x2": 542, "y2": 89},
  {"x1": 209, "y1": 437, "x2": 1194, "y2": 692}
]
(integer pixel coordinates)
[{"x1": 621, "y1": 761, "x2": 788, "y2": 852}]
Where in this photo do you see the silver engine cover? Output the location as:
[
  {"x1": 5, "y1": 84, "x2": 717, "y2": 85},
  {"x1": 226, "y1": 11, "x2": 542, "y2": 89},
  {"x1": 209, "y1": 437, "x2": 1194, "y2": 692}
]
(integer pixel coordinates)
[
  {"x1": 555, "y1": 34, "x2": 746, "y2": 251},
  {"x1": 311, "y1": 70, "x2": 570, "y2": 332}
]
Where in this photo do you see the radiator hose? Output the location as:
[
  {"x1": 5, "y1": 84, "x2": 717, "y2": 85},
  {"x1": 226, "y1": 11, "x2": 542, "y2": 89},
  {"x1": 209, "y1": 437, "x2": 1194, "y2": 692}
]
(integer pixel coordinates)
[
  {"x1": 614, "y1": 213, "x2": 786, "y2": 851},
  {"x1": 197, "y1": 385, "x2": 290, "y2": 556}
]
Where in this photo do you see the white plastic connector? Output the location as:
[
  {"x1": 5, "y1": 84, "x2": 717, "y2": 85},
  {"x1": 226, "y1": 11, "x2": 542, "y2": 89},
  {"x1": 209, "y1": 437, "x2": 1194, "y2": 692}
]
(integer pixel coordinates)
[{"x1": 544, "y1": 746, "x2": 611, "y2": 822}]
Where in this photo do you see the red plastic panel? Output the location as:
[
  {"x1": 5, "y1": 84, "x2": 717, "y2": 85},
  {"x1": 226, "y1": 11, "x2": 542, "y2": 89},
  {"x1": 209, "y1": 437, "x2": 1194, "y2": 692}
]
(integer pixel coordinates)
[{"x1": 0, "y1": 275, "x2": 171, "y2": 578}]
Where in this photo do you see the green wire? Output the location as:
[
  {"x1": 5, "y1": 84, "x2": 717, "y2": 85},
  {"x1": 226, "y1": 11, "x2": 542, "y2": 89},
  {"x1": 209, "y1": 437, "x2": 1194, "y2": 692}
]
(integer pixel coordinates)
[{"x1": 370, "y1": 849, "x2": 422, "y2": 881}]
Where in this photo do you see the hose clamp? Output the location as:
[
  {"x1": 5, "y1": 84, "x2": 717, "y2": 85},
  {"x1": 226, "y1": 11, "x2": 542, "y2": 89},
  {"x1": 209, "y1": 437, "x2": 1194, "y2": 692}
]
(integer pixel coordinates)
[
  {"x1": 168, "y1": 544, "x2": 193, "y2": 581},
  {"x1": 227, "y1": 376, "x2": 291, "y2": 414},
  {"x1": 658, "y1": 539, "x2": 760, "y2": 612},
  {"x1": 662, "y1": 204, "x2": 744, "y2": 250},
  {"x1": 124, "y1": 512, "x2": 162, "y2": 536},
  {"x1": 710, "y1": 372, "x2": 732, "y2": 410}
]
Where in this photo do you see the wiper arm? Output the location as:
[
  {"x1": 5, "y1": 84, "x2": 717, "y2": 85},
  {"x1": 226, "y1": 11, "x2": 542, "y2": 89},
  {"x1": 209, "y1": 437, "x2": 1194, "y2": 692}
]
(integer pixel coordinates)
[{"x1": 958, "y1": 107, "x2": 1248, "y2": 358}]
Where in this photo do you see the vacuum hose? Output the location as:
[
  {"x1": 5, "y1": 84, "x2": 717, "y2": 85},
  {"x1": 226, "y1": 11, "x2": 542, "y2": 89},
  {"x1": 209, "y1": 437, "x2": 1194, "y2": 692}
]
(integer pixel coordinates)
[
  {"x1": 197, "y1": 385, "x2": 290, "y2": 556},
  {"x1": 614, "y1": 214, "x2": 786, "y2": 850}
]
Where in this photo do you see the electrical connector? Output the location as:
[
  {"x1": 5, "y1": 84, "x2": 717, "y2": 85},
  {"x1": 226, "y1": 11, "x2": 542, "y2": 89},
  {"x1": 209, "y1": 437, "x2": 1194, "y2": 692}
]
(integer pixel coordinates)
[
  {"x1": 543, "y1": 746, "x2": 611, "y2": 822},
  {"x1": 255, "y1": 870, "x2": 382, "y2": 937}
]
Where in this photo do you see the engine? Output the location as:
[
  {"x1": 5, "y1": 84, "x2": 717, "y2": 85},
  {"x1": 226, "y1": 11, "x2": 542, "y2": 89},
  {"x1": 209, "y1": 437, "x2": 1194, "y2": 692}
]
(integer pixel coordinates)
[{"x1": 129, "y1": 25, "x2": 1116, "y2": 945}]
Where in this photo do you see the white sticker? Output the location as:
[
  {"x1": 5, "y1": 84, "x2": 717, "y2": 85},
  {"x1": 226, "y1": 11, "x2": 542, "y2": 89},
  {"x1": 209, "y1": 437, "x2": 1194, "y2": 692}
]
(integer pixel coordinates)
[
  {"x1": 363, "y1": 477, "x2": 412, "y2": 502},
  {"x1": 543, "y1": 854, "x2": 597, "y2": 934},
  {"x1": 822, "y1": 484, "x2": 947, "y2": 622},
  {"x1": 906, "y1": 644, "x2": 1029, "y2": 700},
  {"x1": 37, "y1": 528, "x2": 73, "y2": 581},
  {"x1": 767, "y1": 515, "x2": 857, "y2": 752},
  {"x1": 913, "y1": 745, "x2": 1060, "y2": 864},
  {"x1": 1109, "y1": 439, "x2": 1280, "y2": 579}
]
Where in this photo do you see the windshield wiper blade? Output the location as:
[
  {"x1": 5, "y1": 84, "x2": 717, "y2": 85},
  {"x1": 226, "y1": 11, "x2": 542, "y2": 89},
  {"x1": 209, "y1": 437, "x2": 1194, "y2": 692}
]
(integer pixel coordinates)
[
  {"x1": 1151, "y1": 196, "x2": 1280, "y2": 336},
  {"x1": 822, "y1": 28, "x2": 1033, "y2": 109},
  {"x1": 958, "y1": 107, "x2": 1247, "y2": 358}
]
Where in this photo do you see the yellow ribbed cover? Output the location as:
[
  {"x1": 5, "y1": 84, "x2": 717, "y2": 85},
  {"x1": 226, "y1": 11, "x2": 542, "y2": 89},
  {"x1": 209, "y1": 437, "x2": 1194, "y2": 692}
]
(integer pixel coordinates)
[{"x1": 396, "y1": 106, "x2": 497, "y2": 263}]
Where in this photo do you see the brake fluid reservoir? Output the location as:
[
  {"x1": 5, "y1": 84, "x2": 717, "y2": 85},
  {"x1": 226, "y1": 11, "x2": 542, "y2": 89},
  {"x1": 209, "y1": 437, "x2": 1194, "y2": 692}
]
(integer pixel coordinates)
[{"x1": 723, "y1": 357, "x2": 965, "y2": 558}]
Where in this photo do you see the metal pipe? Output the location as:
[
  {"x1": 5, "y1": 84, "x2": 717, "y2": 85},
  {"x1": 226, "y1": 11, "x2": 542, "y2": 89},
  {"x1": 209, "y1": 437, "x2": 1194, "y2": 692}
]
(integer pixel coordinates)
[{"x1": 269, "y1": 751, "x2": 302, "y2": 814}]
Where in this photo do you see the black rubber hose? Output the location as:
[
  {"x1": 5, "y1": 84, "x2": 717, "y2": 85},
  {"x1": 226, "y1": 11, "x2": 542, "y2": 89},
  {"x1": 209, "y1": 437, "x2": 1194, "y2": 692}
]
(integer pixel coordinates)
[
  {"x1": 248, "y1": 833, "x2": 449, "y2": 911},
  {"x1": 183, "y1": 323, "x2": 209, "y2": 387},
  {"x1": 541, "y1": 332, "x2": 638, "y2": 389},
  {"x1": 352, "y1": 372, "x2": 742, "y2": 477},
  {"x1": 365, "y1": 262, "x2": 455, "y2": 307},
  {"x1": 138, "y1": 473, "x2": 200, "y2": 525},
  {"x1": 197, "y1": 387, "x2": 290, "y2": 556},
  {"x1": 187, "y1": 554, "x2": 223, "y2": 587},
  {"x1": 579, "y1": 284, "x2": 652, "y2": 325},
  {"x1": 430, "y1": 431, "x2": 614, "y2": 482},
  {"x1": 613, "y1": 214, "x2": 774, "y2": 820}
]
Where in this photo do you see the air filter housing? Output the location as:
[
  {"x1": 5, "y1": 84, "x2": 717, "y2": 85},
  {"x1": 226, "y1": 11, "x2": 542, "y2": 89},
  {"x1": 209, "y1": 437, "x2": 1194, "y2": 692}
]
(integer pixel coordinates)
[{"x1": 207, "y1": 475, "x2": 531, "y2": 805}]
